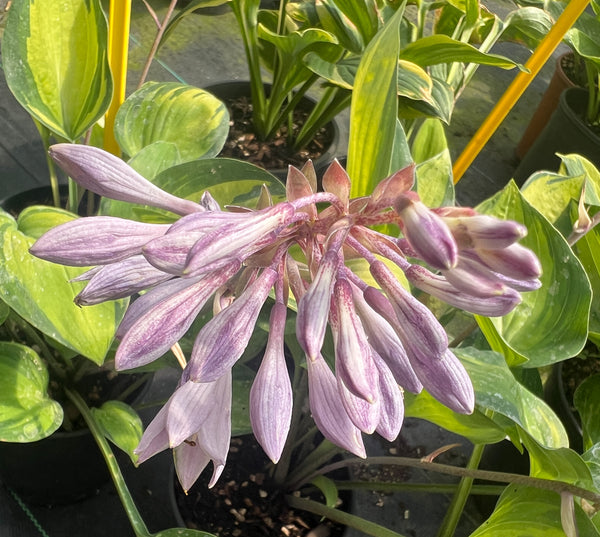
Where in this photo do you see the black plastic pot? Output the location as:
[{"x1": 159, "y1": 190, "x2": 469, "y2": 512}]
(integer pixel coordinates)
[
  {"x1": 0, "y1": 372, "x2": 153, "y2": 506},
  {"x1": 203, "y1": 80, "x2": 345, "y2": 181},
  {"x1": 0, "y1": 184, "x2": 99, "y2": 217},
  {"x1": 514, "y1": 87, "x2": 600, "y2": 184}
]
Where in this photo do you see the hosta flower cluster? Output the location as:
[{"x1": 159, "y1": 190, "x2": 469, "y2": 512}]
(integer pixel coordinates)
[{"x1": 31, "y1": 144, "x2": 541, "y2": 491}]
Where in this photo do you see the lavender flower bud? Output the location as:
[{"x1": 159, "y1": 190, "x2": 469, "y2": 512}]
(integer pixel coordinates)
[
  {"x1": 115, "y1": 263, "x2": 239, "y2": 370},
  {"x1": 30, "y1": 217, "x2": 170, "y2": 266},
  {"x1": 409, "y1": 349, "x2": 475, "y2": 414},
  {"x1": 372, "y1": 351, "x2": 404, "y2": 442},
  {"x1": 395, "y1": 192, "x2": 458, "y2": 270},
  {"x1": 306, "y1": 354, "x2": 366, "y2": 458},
  {"x1": 351, "y1": 283, "x2": 422, "y2": 393},
  {"x1": 405, "y1": 264, "x2": 522, "y2": 317},
  {"x1": 441, "y1": 257, "x2": 510, "y2": 298},
  {"x1": 369, "y1": 260, "x2": 448, "y2": 357},
  {"x1": 49, "y1": 144, "x2": 203, "y2": 215},
  {"x1": 75, "y1": 255, "x2": 172, "y2": 306},
  {"x1": 183, "y1": 204, "x2": 296, "y2": 276},
  {"x1": 185, "y1": 267, "x2": 279, "y2": 382},
  {"x1": 330, "y1": 278, "x2": 380, "y2": 403},
  {"x1": 296, "y1": 250, "x2": 340, "y2": 360},
  {"x1": 249, "y1": 304, "x2": 293, "y2": 463},
  {"x1": 442, "y1": 215, "x2": 527, "y2": 250},
  {"x1": 476, "y1": 243, "x2": 542, "y2": 281},
  {"x1": 337, "y1": 375, "x2": 381, "y2": 434}
]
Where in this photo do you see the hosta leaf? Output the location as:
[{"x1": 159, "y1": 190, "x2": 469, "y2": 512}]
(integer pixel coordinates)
[
  {"x1": 2, "y1": 0, "x2": 112, "y2": 141},
  {"x1": 0, "y1": 342, "x2": 63, "y2": 442},
  {"x1": 475, "y1": 181, "x2": 590, "y2": 368},
  {"x1": 92, "y1": 400, "x2": 143, "y2": 463},
  {"x1": 348, "y1": 5, "x2": 404, "y2": 197},
  {"x1": 455, "y1": 347, "x2": 568, "y2": 448},
  {"x1": 100, "y1": 158, "x2": 286, "y2": 223},
  {"x1": 470, "y1": 485, "x2": 600, "y2": 537},
  {"x1": 0, "y1": 207, "x2": 127, "y2": 364},
  {"x1": 404, "y1": 390, "x2": 506, "y2": 444},
  {"x1": 521, "y1": 432, "x2": 595, "y2": 489},
  {"x1": 399, "y1": 34, "x2": 520, "y2": 69},
  {"x1": 115, "y1": 82, "x2": 229, "y2": 162},
  {"x1": 574, "y1": 375, "x2": 600, "y2": 451}
]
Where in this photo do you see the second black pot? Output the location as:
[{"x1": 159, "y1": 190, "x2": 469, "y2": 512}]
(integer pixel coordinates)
[{"x1": 514, "y1": 87, "x2": 600, "y2": 185}]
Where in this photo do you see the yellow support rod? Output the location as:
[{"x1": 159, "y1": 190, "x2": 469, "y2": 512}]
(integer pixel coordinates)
[
  {"x1": 452, "y1": 0, "x2": 590, "y2": 184},
  {"x1": 103, "y1": 0, "x2": 132, "y2": 156}
]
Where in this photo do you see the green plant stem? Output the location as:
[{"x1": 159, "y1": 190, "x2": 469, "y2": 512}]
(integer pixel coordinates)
[
  {"x1": 33, "y1": 121, "x2": 60, "y2": 208},
  {"x1": 300, "y1": 456, "x2": 600, "y2": 507},
  {"x1": 436, "y1": 443, "x2": 484, "y2": 537},
  {"x1": 285, "y1": 494, "x2": 408, "y2": 537},
  {"x1": 65, "y1": 387, "x2": 152, "y2": 537},
  {"x1": 337, "y1": 481, "x2": 505, "y2": 496}
]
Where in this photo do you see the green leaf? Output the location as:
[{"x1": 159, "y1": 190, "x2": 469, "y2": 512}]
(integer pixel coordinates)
[
  {"x1": 521, "y1": 432, "x2": 596, "y2": 489},
  {"x1": 127, "y1": 142, "x2": 184, "y2": 180},
  {"x1": 399, "y1": 35, "x2": 520, "y2": 69},
  {"x1": 470, "y1": 485, "x2": 600, "y2": 537},
  {"x1": 311, "y1": 475, "x2": 340, "y2": 509},
  {"x1": 0, "y1": 207, "x2": 127, "y2": 363},
  {"x1": 92, "y1": 400, "x2": 143, "y2": 463},
  {"x1": 475, "y1": 181, "x2": 591, "y2": 368},
  {"x1": 583, "y1": 443, "x2": 600, "y2": 492},
  {"x1": 115, "y1": 82, "x2": 229, "y2": 162},
  {"x1": 455, "y1": 347, "x2": 568, "y2": 448},
  {"x1": 100, "y1": 158, "x2": 286, "y2": 223},
  {"x1": 404, "y1": 390, "x2": 506, "y2": 444},
  {"x1": 501, "y1": 7, "x2": 554, "y2": 50},
  {"x1": 412, "y1": 119, "x2": 454, "y2": 207},
  {"x1": 155, "y1": 529, "x2": 217, "y2": 537},
  {"x1": 574, "y1": 374, "x2": 600, "y2": 451},
  {"x1": 0, "y1": 342, "x2": 63, "y2": 442},
  {"x1": 348, "y1": 5, "x2": 405, "y2": 197},
  {"x1": 2, "y1": 0, "x2": 112, "y2": 141}
]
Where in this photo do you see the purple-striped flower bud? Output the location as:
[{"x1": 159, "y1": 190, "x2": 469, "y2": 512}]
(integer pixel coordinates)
[
  {"x1": 142, "y1": 231, "x2": 205, "y2": 275},
  {"x1": 351, "y1": 283, "x2": 422, "y2": 393},
  {"x1": 185, "y1": 267, "x2": 279, "y2": 382},
  {"x1": 249, "y1": 303, "x2": 293, "y2": 463},
  {"x1": 306, "y1": 354, "x2": 366, "y2": 458},
  {"x1": 49, "y1": 144, "x2": 203, "y2": 215},
  {"x1": 296, "y1": 250, "x2": 340, "y2": 360},
  {"x1": 408, "y1": 349, "x2": 474, "y2": 414},
  {"x1": 330, "y1": 277, "x2": 379, "y2": 403},
  {"x1": 405, "y1": 264, "x2": 522, "y2": 317},
  {"x1": 337, "y1": 374, "x2": 381, "y2": 434},
  {"x1": 372, "y1": 351, "x2": 404, "y2": 442},
  {"x1": 442, "y1": 215, "x2": 527, "y2": 250},
  {"x1": 395, "y1": 192, "x2": 458, "y2": 270},
  {"x1": 74, "y1": 255, "x2": 173, "y2": 306},
  {"x1": 441, "y1": 257, "x2": 510, "y2": 298},
  {"x1": 115, "y1": 263, "x2": 240, "y2": 370},
  {"x1": 183, "y1": 204, "x2": 296, "y2": 276},
  {"x1": 369, "y1": 260, "x2": 448, "y2": 357},
  {"x1": 30, "y1": 217, "x2": 170, "y2": 266},
  {"x1": 476, "y1": 243, "x2": 542, "y2": 281}
]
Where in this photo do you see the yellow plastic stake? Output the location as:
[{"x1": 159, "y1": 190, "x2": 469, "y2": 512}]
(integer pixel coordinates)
[
  {"x1": 103, "y1": 0, "x2": 132, "y2": 156},
  {"x1": 452, "y1": 0, "x2": 591, "y2": 183}
]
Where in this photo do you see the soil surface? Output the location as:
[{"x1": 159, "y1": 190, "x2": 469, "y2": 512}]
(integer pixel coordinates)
[
  {"x1": 173, "y1": 435, "x2": 347, "y2": 537},
  {"x1": 218, "y1": 94, "x2": 335, "y2": 172}
]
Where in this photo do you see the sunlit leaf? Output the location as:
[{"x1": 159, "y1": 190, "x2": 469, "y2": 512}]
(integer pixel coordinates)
[{"x1": 0, "y1": 342, "x2": 63, "y2": 442}]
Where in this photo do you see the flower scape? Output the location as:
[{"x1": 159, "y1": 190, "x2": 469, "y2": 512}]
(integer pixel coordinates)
[{"x1": 30, "y1": 144, "x2": 542, "y2": 492}]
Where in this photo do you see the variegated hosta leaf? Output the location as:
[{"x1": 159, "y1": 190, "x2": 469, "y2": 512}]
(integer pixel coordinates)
[
  {"x1": 0, "y1": 342, "x2": 63, "y2": 442},
  {"x1": 0, "y1": 207, "x2": 127, "y2": 364},
  {"x1": 115, "y1": 82, "x2": 230, "y2": 162},
  {"x1": 100, "y1": 158, "x2": 286, "y2": 223},
  {"x1": 475, "y1": 181, "x2": 590, "y2": 368},
  {"x1": 2, "y1": 0, "x2": 112, "y2": 141}
]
